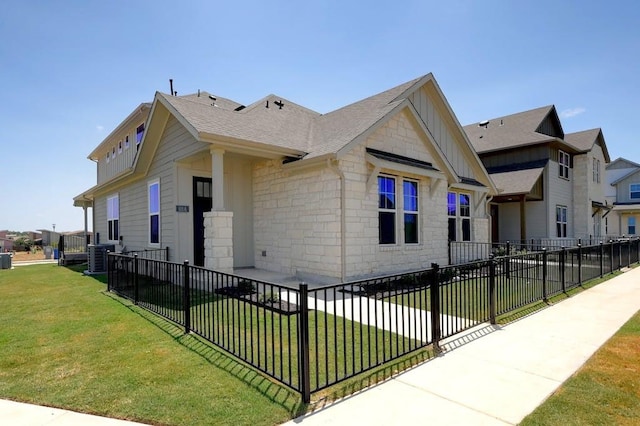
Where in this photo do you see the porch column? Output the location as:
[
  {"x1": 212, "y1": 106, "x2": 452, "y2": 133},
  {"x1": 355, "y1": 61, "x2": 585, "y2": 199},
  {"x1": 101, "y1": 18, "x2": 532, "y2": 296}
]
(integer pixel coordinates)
[
  {"x1": 210, "y1": 148, "x2": 225, "y2": 211},
  {"x1": 204, "y1": 211, "x2": 234, "y2": 274},
  {"x1": 520, "y1": 195, "x2": 527, "y2": 241},
  {"x1": 205, "y1": 147, "x2": 233, "y2": 273},
  {"x1": 83, "y1": 205, "x2": 89, "y2": 251}
]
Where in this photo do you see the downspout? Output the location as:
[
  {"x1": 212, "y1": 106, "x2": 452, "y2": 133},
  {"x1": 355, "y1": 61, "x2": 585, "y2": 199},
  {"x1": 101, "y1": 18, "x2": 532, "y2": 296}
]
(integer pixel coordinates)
[
  {"x1": 327, "y1": 159, "x2": 347, "y2": 281},
  {"x1": 486, "y1": 195, "x2": 494, "y2": 243}
]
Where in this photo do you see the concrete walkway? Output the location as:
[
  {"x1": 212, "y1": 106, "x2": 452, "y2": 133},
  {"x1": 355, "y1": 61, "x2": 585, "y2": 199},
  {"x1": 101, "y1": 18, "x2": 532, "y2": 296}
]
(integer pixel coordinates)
[
  {"x1": 0, "y1": 399, "x2": 149, "y2": 425},
  {"x1": 283, "y1": 266, "x2": 640, "y2": 425},
  {"x1": 2, "y1": 267, "x2": 639, "y2": 425}
]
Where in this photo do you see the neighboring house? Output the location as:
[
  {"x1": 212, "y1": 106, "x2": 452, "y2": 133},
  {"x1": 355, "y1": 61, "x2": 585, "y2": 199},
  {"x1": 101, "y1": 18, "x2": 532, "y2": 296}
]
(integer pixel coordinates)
[
  {"x1": 74, "y1": 73, "x2": 496, "y2": 281},
  {"x1": 464, "y1": 106, "x2": 610, "y2": 243},
  {"x1": 0, "y1": 231, "x2": 13, "y2": 252},
  {"x1": 605, "y1": 158, "x2": 640, "y2": 237},
  {"x1": 37, "y1": 229, "x2": 61, "y2": 247}
]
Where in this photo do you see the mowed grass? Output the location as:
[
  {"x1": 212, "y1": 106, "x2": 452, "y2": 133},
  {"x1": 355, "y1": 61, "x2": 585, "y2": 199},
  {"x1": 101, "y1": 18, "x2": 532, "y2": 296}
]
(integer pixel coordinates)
[
  {"x1": 0, "y1": 264, "x2": 302, "y2": 425},
  {"x1": 521, "y1": 309, "x2": 640, "y2": 425}
]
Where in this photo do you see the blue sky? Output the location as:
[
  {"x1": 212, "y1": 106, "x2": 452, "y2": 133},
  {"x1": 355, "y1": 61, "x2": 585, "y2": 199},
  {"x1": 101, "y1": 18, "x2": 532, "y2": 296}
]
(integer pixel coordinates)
[{"x1": 1, "y1": 1, "x2": 638, "y2": 232}]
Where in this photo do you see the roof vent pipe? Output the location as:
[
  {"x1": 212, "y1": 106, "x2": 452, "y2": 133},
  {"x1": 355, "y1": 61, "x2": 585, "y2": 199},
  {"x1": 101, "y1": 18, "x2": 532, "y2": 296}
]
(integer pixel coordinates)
[{"x1": 169, "y1": 79, "x2": 174, "y2": 96}]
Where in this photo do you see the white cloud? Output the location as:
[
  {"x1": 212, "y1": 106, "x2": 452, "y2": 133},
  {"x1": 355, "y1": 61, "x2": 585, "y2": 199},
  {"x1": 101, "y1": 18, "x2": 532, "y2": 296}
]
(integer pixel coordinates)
[
  {"x1": 96, "y1": 125, "x2": 104, "y2": 132},
  {"x1": 560, "y1": 107, "x2": 586, "y2": 118}
]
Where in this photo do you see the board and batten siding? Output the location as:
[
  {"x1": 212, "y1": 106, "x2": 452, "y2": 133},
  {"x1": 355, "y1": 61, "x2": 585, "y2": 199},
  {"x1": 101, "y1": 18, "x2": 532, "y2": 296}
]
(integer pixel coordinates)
[
  {"x1": 409, "y1": 88, "x2": 473, "y2": 179},
  {"x1": 96, "y1": 116, "x2": 148, "y2": 185},
  {"x1": 480, "y1": 146, "x2": 549, "y2": 169},
  {"x1": 94, "y1": 115, "x2": 208, "y2": 257}
]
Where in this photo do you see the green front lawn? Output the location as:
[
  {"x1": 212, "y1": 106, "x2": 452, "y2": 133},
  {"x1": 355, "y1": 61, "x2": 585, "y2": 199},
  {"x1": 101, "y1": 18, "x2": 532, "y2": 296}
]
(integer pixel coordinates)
[{"x1": 0, "y1": 265, "x2": 301, "y2": 425}]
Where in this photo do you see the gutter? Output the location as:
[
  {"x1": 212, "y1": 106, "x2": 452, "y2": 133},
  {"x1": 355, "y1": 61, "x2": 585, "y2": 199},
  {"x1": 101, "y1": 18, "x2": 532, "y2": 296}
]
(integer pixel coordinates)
[{"x1": 327, "y1": 158, "x2": 347, "y2": 281}]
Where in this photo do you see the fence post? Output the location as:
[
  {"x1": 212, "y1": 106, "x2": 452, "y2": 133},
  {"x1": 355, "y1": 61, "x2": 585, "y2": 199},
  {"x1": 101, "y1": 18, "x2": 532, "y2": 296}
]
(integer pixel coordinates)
[
  {"x1": 489, "y1": 256, "x2": 497, "y2": 324},
  {"x1": 183, "y1": 260, "x2": 190, "y2": 334},
  {"x1": 106, "y1": 251, "x2": 111, "y2": 291},
  {"x1": 298, "y1": 283, "x2": 311, "y2": 404},
  {"x1": 542, "y1": 249, "x2": 548, "y2": 303},
  {"x1": 506, "y1": 241, "x2": 511, "y2": 280},
  {"x1": 430, "y1": 263, "x2": 442, "y2": 354},
  {"x1": 561, "y1": 247, "x2": 566, "y2": 293},
  {"x1": 599, "y1": 242, "x2": 604, "y2": 278},
  {"x1": 134, "y1": 254, "x2": 139, "y2": 304},
  {"x1": 609, "y1": 240, "x2": 614, "y2": 274},
  {"x1": 617, "y1": 240, "x2": 622, "y2": 270},
  {"x1": 577, "y1": 244, "x2": 583, "y2": 286}
]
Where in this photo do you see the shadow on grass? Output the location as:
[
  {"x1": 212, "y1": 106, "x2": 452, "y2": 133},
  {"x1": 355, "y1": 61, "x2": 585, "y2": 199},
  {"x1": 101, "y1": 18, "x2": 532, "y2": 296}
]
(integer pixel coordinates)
[{"x1": 102, "y1": 291, "x2": 308, "y2": 418}]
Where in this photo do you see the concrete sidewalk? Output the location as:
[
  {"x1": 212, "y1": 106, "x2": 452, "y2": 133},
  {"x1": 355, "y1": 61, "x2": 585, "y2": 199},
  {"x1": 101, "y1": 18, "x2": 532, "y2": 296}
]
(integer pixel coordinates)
[
  {"x1": 2, "y1": 267, "x2": 639, "y2": 425},
  {"x1": 284, "y1": 267, "x2": 640, "y2": 425},
  {"x1": 0, "y1": 399, "x2": 149, "y2": 425}
]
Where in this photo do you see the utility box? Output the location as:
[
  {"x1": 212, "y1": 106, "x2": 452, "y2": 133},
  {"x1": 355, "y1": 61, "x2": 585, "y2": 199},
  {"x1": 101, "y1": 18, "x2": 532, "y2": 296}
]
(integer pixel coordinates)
[{"x1": 0, "y1": 253, "x2": 11, "y2": 269}]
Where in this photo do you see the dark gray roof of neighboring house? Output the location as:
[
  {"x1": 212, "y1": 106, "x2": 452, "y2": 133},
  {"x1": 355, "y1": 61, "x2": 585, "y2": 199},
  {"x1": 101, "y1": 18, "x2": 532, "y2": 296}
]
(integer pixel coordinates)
[
  {"x1": 490, "y1": 167, "x2": 545, "y2": 196},
  {"x1": 564, "y1": 128, "x2": 611, "y2": 162},
  {"x1": 463, "y1": 105, "x2": 562, "y2": 154}
]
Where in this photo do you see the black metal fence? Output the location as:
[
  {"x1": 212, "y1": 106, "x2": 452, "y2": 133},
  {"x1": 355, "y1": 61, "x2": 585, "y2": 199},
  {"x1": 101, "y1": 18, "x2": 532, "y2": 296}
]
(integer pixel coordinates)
[
  {"x1": 108, "y1": 239, "x2": 640, "y2": 403},
  {"x1": 450, "y1": 237, "x2": 632, "y2": 265}
]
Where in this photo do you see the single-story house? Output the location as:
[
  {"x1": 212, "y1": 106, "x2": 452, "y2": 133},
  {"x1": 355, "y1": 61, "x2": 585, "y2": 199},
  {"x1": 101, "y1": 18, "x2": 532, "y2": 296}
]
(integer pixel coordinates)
[{"x1": 74, "y1": 73, "x2": 496, "y2": 282}]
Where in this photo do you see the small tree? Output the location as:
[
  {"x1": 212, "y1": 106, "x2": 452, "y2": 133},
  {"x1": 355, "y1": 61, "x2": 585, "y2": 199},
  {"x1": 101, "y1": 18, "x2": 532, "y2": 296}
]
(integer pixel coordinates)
[{"x1": 13, "y1": 236, "x2": 33, "y2": 252}]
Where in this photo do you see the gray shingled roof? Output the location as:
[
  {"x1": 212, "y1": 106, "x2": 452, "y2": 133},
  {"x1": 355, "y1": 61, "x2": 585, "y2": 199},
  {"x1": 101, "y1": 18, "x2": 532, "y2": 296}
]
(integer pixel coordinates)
[
  {"x1": 490, "y1": 167, "x2": 545, "y2": 196},
  {"x1": 464, "y1": 105, "x2": 560, "y2": 154},
  {"x1": 565, "y1": 128, "x2": 610, "y2": 162},
  {"x1": 160, "y1": 92, "x2": 320, "y2": 153},
  {"x1": 157, "y1": 75, "x2": 424, "y2": 158}
]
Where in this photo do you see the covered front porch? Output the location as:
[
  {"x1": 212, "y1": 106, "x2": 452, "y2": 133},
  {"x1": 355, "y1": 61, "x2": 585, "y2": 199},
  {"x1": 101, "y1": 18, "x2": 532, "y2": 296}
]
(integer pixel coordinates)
[{"x1": 488, "y1": 166, "x2": 545, "y2": 243}]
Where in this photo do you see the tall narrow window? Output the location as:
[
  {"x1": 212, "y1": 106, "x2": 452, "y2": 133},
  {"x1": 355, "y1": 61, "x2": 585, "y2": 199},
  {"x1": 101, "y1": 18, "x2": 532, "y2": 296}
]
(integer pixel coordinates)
[
  {"x1": 106, "y1": 152, "x2": 110, "y2": 163},
  {"x1": 630, "y1": 184, "x2": 640, "y2": 200},
  {"x1": 124, "y1": 135, "x2": 130, "y2": 149},
  {"x1": 447, "y1": 192, "x2": 457, "y2": 241},
  {"x1": 556, "y1": 205, "x2": 568, "y2": 237},
  {"x1": 378, "y1": 176, "x2": 396, "y2": 244},
  {"x1": 592, "y1": 158, "x2": 601, "y2": 183},
  {"x1": 107, "y1": 195, "x2": 119, "y2": 241},
  {"x1": 403, "y1": 180, "x2": 418, "y2": 244},
  {"x1": 149, "y1": 180, "x2": 160, "y2": 245},
  {"x1": 559, "y1": 150, "x2": 570, "y2": 179},
  {"x1": 629, "y1": 217, "x2": 636, "y2": 235},
  {"x1": 118, "y1": 141, "x2": 123, "y2": 154},
  {"x1": 460, "y1": 193, "x2": 471, "y2": 241},
  {"x1": 136, "y1": 123, "x2": 145, "y2": 147},
  {"x1": 448, "y1": 191, "x2": 471, "y2": 241}
]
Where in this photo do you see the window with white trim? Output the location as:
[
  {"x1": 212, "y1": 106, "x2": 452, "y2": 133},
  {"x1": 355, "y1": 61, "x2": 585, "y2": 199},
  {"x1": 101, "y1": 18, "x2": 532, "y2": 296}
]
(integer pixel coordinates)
[
  {"x1": 378, "y1": 176, "x2": 420, "y2": 245},
  {"x1": 630, "y1": 184, "x2": 640, "y2": 200},
  {"x1": 448, "y1": 191, "x2": 471, "y2": 241},
  {"x1": 556, "y1": 205, "x2": 567, "y2": 237},
  {"x1": 403, "y1": 180, "x2": 419, "y2": 244},
  {"x1": 124, "y1": 135, "x2": 130, "y2": 149},
  {"x1": 118, "y1": 141, "x2": 123, "y2": 154},
  {"x1": 629, "y1": 216, "x2": 636, "y2": 235},
  {"x1": 378, "y1": 176, "x2": 396, "y2": 244},
  {"x1": 592, "y1": 158, "x2": 600, "y2": 183},
  {"x1": 107, "y1": 195, "x2": 119, "y2": 241},
  {"x1": 106, "y1": 151, "x2": 110, "y2": 163},
  {"x1": 559, "y1": 150, "x2": 570, "y2": 179},
  {"x1": 149, "y1": 180, "x2": 160, "y2": 245}
]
